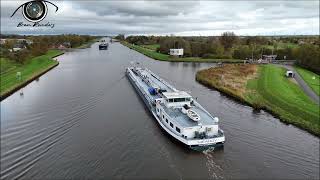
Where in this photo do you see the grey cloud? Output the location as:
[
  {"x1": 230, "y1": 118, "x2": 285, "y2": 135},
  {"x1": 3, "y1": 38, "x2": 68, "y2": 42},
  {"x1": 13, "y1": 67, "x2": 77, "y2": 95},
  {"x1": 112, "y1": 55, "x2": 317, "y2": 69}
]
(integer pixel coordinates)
[
  {"x1": 74, "y1": 1, "x2": 200, "y2": 17},
  {"x1": 1, "y1": 0, "x2": 319, "y2": 35}
]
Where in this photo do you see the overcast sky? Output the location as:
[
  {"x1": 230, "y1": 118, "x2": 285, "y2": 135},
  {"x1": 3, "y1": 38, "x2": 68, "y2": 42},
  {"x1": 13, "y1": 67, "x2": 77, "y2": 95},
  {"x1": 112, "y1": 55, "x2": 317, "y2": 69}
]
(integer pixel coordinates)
[{"x1": 1, "y1": 0, "x2": 319, "y2": 36}]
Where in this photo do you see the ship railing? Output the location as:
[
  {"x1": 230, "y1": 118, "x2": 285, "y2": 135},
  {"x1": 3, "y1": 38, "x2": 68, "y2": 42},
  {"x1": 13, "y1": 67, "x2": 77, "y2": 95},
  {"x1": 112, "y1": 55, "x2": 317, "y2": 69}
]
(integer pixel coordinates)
[{"x1": 193, "y1": 100, "x2": 216, "y2": 120}]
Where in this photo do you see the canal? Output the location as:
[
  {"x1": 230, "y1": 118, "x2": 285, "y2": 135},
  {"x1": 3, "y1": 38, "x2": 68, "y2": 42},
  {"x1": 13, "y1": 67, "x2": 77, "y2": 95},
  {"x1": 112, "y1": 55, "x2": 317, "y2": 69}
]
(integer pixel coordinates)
[{"x1": 1, "y1": 39, "x2": 319, "y2": 179}]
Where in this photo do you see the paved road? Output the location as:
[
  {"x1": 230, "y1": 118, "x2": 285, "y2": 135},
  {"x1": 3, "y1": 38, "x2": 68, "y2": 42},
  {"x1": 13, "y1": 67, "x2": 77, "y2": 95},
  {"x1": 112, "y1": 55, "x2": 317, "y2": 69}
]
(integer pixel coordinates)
[{"x1": 278, "y1": 64, "x2": 319, "y2": 104}]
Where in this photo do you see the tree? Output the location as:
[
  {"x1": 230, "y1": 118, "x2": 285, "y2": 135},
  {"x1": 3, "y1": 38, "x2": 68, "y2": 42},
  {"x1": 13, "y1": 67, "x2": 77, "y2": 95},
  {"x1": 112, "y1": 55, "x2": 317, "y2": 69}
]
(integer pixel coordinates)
[
  {"x1": 29, "y1": 39, "x2": 48, "y2": 56},
  {"x1": 295, "y1": 45, "x2": 320, "y2": 73},
  {"x1": 8, "y1": 49, "x2": 29, "y2": 64},
  {"x1": 210, "y1": 41, "x2": 224, "y2": 56},
  {"x1": 233, "y1": 46, "x2": 251, "y2": 59},
  {"x1": 245, "y1": 36, "x2": 268, "y2": 46},
  {"x1": 159, "y1": 37, "x2": 191, "y2": 56},
  {"x1": 219, "y1": 32, "x2": 238, "y2": 50},
  {"x1": 115, "y1": 34, "x2": 125, "y2": 41},
  {"x1": 190, "y1": 42, "x2": 202, "y2": 57},
  {"x1": 126, "y1": 36, "x2": 150, "y2": 45},
  {"x1": 3, "y1": 39, "x2": 16, "y2": 51}
]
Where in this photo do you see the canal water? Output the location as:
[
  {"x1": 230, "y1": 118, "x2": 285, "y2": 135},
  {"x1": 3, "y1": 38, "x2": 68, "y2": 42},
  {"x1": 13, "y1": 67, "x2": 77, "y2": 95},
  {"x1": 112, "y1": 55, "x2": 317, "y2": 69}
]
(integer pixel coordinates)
[{"x1": 1, "y1": 39, "x2": 319, "y2": 179}]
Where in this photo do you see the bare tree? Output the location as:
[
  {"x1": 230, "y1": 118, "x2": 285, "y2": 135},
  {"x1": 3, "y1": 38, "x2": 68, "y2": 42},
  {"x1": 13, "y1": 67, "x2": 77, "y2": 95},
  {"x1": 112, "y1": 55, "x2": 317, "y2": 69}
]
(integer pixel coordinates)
[{"x1": 219, "y1": 32, "x2": 238, "y2": 50}]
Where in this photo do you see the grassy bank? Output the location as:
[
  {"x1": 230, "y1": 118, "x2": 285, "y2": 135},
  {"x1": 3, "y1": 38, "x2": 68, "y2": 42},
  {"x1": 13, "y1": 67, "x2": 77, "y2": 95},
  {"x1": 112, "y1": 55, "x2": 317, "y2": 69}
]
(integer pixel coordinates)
[
  {"x1": 196, "y1": 64, "x2": 258, "y2": 104},
  {"x1": 141, "y1": 44, "x2": 160, "y2": 51},
  {"x1": 0, "y1": 50, "x2": 63, "y2": 99},
  {"x1": 295, "y1": 66, "x2": 320, "y2": 96},
  {"x1": 121, "y1": 41, "x2": 243, "y2": 63},
  {"x1": 196, "y1": 64, "x2": 320, "y2": 136}
]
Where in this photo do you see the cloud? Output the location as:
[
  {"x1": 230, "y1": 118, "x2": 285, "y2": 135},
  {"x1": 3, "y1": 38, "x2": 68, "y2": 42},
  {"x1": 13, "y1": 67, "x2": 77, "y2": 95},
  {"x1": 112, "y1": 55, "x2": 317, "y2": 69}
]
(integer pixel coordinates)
[
  {"x1": 1, "y1": 0, "x2": 319, "y2": 35},
  {"x1": 74, "y1": 1, "x2": 200, "y2": 17}
]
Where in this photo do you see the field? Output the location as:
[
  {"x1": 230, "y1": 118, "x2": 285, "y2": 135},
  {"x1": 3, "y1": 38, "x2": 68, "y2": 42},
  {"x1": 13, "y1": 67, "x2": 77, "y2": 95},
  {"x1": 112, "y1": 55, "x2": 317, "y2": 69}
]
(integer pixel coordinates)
[
  {"x1": 262, "y1": 42, "x2": 300, "y2": 49},
  {"x1": 196, "y1": 64, "x2": 320, "y2": 136},
  {"x1": 295, "y1": 66, "x2": 320, "y2": 96},
  {"x1": 121, "y1": 41, "x2": 243, "y2": 63},
  {"x1": 0, "y1": 50, "x2": 63, "y2": 98}
]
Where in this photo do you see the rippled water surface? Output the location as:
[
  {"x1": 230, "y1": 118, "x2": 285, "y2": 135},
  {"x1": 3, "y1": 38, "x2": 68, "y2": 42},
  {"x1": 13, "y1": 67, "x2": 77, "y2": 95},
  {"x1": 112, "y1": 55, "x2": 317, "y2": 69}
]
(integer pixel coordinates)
[{"x1": 1, "y1": 40, "x2": 319, "y2": 179}]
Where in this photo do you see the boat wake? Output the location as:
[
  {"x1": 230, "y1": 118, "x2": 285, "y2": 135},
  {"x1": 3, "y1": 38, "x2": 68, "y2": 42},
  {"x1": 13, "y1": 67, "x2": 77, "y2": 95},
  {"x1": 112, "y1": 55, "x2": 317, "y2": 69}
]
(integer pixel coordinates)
[
  {"x1": 0, "y1": 74, "x2": 127, "y2": 179},
  {"x1": 203, "y1": 149, "x2": 224, "y2": 179}
]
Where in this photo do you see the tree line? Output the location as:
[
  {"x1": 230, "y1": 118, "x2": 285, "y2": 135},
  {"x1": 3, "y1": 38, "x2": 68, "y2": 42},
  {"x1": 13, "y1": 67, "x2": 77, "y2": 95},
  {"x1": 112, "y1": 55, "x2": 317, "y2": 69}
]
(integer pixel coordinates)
[
  {"x1": 1, "y1": 34, "x2": 96, "y2": 64},
  {"x1": 123, "y1": 33, "x2": 319, "y2": 73}
]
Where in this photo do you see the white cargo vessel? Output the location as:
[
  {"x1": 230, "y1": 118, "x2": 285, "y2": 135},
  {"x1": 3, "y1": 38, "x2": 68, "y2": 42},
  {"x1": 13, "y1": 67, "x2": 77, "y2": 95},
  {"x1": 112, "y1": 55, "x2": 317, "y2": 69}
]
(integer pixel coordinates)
[{"x1": 126, "y1": 66, "x2": 225, "y2": 150}]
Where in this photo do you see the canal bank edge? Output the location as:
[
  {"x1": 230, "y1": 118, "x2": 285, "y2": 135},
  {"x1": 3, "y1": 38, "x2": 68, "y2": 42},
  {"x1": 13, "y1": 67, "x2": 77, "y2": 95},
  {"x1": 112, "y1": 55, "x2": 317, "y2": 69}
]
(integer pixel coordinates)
[
  {"x1": 196, "y1": 64, "x2": 320, "y2": 137},
  {"x1": 120, "y1": 41, "x2": 243, "y2": 63},
  {"x1": 0, "y1": 52, "x2": 64, "y2": 101}
]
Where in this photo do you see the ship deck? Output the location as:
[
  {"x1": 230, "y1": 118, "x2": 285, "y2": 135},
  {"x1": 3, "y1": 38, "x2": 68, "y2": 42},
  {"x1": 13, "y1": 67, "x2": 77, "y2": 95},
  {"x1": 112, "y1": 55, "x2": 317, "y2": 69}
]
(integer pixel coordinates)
[
  {"x1": 161, "y1": 103, "x2": 217, "y2": 127},
  {"x1": 130, "y1": 67, "x2": 218, "y2": 128}
]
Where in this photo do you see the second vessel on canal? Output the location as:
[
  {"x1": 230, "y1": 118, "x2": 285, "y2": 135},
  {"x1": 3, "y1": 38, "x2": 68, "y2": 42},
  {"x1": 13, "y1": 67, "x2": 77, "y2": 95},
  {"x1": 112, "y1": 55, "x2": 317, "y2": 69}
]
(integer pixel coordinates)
[
  {"x1": 99, "y1": 43, "x2": 109, "y2": 50},
  {"x1": 126, "y1": 66, "x2": 225, "y2": 150}
]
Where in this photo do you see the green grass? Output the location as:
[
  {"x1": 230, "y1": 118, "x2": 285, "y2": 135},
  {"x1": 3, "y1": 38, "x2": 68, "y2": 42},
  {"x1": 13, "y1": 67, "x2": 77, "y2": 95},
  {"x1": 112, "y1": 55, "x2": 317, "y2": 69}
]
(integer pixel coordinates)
[
  {"x1": 246, "y1": 65, "x2": 319, "y2": 136},
  {"x1": 0, "y1": 58, "x2": 18, "y2": 74},
  {"x1": 295, "y1": 66, "x2": 320, "y2": 96},
  {"x1": 122, "y1": 41, "x2": 169, "y2": 61},
  {"x1": 196, "y1": 64, "x2": 319, "y2": 136},
  {"x1": 263, "y1": 42, "x2": 299, "y2": 49},
  {"x1": 121, "y1": 41, "x2": 243, "y2": 63},
  {"x1": 0, "y1": 50, "x2": 63, "y2": 97},
  {"x1": 141, "y1": 44, "x2": 160, "y2": 51}
]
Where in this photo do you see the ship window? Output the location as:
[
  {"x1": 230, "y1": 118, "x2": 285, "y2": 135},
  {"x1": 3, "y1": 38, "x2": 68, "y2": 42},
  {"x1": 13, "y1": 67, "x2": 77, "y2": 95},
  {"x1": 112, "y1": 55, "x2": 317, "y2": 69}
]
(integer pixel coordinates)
[
  {"x1": 162, "y1": 115, "x2": 165, "y2": 119},
  {"x1": 168, "y1": 99, "x2": 174, "y2": 103},
  {"x1": 166, "y1": 119, "x2": 168, "y2": 123},
  {"x1": 157, "y1": 109, "x2": 159, "y2": 113},
  {"x1": 170, "y1": 122, "x2": 173, "y2": 128},
  {"x1": 176, "y1": 127, "x2": 181, "y2": 133},
  {"x1": 186, "y1": 98, "x2": 191, "y2": 101},
  {"x1": 174, "y1": 98, "x2": 185, "y2": 102}
]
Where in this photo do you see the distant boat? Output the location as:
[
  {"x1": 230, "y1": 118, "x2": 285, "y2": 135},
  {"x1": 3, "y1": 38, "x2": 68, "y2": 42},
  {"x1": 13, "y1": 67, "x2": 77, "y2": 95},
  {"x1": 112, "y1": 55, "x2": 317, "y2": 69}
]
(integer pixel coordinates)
[
  {"x1": 99, "y1": 43, "x2": 108, "y2": 50},
  {"x1": 126, "y1": 66, "x2": 225, "y2": 151}
]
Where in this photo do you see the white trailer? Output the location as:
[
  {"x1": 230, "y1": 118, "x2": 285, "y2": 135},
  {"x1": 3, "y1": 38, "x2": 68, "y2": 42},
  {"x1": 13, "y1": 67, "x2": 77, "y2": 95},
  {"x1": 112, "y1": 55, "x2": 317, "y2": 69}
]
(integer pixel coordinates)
[{"x1": 169, "y1": 49, "x2": 184, "y2": 57}]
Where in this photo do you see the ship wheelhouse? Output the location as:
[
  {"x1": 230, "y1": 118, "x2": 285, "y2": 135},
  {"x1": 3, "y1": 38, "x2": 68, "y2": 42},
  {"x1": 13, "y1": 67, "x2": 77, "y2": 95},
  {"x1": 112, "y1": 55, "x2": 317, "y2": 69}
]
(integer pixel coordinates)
[{"x1": 154, "y1": 91, "x2": 219, "y2": 140}]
